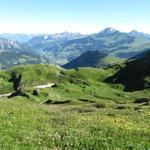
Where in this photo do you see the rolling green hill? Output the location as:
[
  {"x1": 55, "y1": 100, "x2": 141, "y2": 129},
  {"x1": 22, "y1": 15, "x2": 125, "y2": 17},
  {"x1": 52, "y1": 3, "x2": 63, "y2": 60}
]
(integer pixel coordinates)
[{"x1": 0, "y1": 63, "x2": 149, "y2": 101}]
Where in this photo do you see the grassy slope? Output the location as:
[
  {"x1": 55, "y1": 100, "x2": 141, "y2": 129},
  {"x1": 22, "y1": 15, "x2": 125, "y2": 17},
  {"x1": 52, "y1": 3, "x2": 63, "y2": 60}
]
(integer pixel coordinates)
[
  {"x1": 0, "y1": 97, "x2": 149, "y2": 149},
  {"x1": 0, "y1": 64, "x2": 149, "y2": 103},
  {"x1": 106, "y1": 49, "x2": 150, "y2": 91},
  {"x1": 101, "y1": 55, "x2": 125, "y2": 66},
  {"x1": 0, "y1": 64, "x2": 150, "y2": 149},
  {"x1": 0, "y1": 70, "x2": 13, "y2": 94},
  {"x1": 63, "y1": 50, "x2": 108, "y2": 69}
]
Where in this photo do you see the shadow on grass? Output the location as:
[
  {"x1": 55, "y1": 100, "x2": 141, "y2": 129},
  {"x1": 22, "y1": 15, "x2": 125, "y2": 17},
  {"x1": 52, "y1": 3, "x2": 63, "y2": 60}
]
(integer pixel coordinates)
[
  {"x1": 45, "y1": 99, "x2": 71, "y2": 105},
  {"x1": 78, "y1": 99, "x2": 95, "y2": 103}
]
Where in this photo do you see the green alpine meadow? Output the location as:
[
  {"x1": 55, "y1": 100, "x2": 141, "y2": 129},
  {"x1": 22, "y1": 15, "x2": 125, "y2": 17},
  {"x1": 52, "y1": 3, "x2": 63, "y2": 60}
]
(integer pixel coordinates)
[
  {"x1": 0, "y1": 0, "x2": 150, "y2": 149},
  {"x1": 0, "y1": 62, "x2": 150, "y2": 149}
]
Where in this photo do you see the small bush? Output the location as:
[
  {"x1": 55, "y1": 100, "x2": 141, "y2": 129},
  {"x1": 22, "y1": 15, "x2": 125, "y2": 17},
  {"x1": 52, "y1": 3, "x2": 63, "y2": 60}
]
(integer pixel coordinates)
[
  {"x1": 94, "y1": 103, "x2": 106, "y2": 109},
  {"x1": 32, "y1": 90, "x2": 39, "y2": 96}
]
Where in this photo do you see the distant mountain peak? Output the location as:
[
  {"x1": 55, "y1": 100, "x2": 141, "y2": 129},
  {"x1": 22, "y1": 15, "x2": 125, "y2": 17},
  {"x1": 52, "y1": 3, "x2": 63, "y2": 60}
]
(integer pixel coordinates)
[
  {"x1": 98, "y1": 27, "x2": 119, "y2": 36},
  {"x1": 130, "y1": 30, "x2": 139, "y2": 33},
  {"x1": 101, "y1": 27, "x2": 118, "y2": 33},
  {"x1": 0, "y1": 38, "x2": 22, "y2": 49},
  {"x1": 129, "y1": 30, "x2": 145, "y2": 37}
]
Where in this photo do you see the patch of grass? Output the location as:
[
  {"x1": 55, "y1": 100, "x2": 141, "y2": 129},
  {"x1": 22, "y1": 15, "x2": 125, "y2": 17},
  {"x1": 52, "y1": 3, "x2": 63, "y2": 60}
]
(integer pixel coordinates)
[
  {"x1": 0, "y1": 70, "x2": 13, "y2": 94},
  {"x1": 101, "y1": 55, "x2": 125, "y2": 65},
  {"x1": 0, "y1": 97, "x2": 149, "y2": 149}
]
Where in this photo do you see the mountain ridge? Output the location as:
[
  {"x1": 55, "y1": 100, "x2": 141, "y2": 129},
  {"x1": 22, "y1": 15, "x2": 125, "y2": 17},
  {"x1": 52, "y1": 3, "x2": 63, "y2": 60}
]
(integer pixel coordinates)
[
  {"x1": 63, "y1": 50, "x2": 108, "y2": 69},
  {"x1": 105, "y1": 49, "x2": 150, "y2": 91}
]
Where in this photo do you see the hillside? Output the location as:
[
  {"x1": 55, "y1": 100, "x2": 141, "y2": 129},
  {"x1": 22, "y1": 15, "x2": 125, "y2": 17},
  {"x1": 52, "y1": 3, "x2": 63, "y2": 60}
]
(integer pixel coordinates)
[
  {"x1": 0, "y1": 65, "x2": 150, "y2": 150},
  {"x1": 106, "y1": 49, "x2": 150, "y2": 91},
  {"x1": 1, "y1": 64, "x2": 149, "y2": 101},
  {"x1": 0, "y1": 64, "x2": 149, "y2": 149},
  {"x1": 0, "y1": 64, "x2": 115, "y2": 94},
  {"x1": 63, "y1": 50, "x2": 108, "y2": 69}
]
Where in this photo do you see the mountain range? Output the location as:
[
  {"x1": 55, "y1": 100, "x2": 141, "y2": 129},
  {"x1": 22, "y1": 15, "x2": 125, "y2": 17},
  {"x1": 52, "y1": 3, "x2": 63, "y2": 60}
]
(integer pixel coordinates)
[
  {"x1": 0, "y1": 38, "x2": 55, "y2": 69},
  {"x1": 0, "y1": 33, "x2": 36, "y2": 43},
  {"x1": 0, "y1": 27, "x2": 150, "y2": 69}
]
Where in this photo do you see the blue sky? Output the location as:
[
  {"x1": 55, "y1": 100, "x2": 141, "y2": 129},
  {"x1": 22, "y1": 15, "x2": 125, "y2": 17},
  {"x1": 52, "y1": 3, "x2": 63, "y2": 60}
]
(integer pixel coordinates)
[{"x1": 0, "y1": 0, "x2": 149, "y2": 34}]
